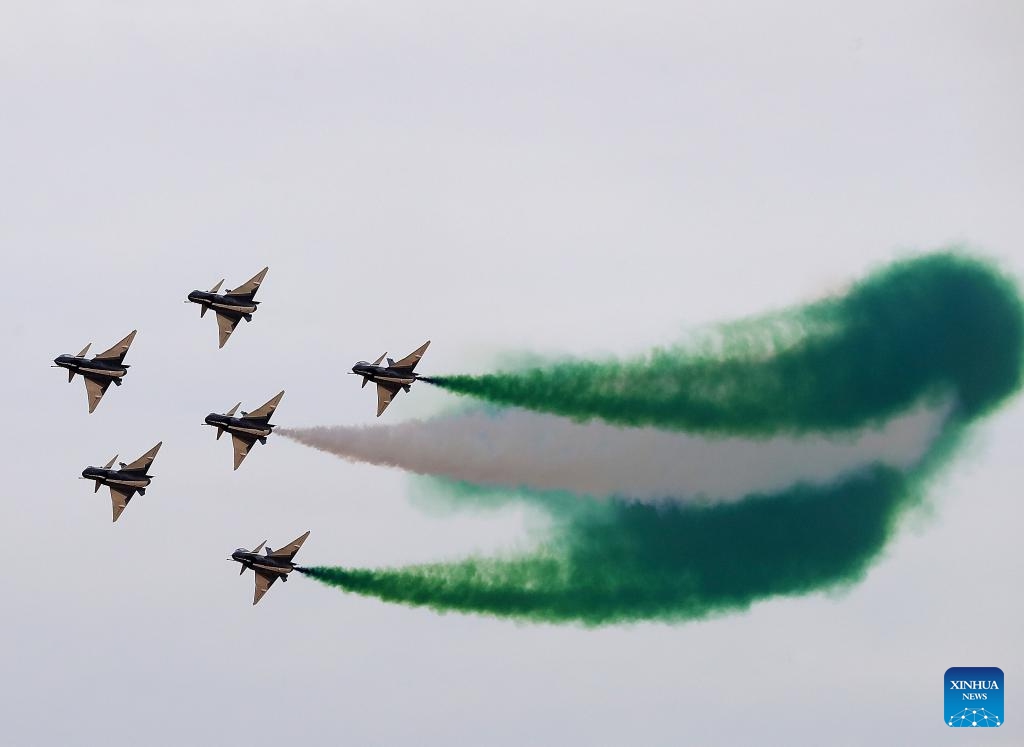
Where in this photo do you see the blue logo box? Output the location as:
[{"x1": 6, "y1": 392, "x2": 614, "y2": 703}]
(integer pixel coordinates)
[{"x1": 945, "y1": 667, "x2": 1003, "y2": 727}]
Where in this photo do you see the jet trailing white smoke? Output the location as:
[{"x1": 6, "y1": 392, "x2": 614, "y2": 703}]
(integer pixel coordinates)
[{"x1": 281, "y1": 399, "x2": 952, "y2": 503}]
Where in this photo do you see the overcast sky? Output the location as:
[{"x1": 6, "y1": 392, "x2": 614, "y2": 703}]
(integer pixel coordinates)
[{"x1": 2, "y1": 2, "x2": 1022, "y2": 745}]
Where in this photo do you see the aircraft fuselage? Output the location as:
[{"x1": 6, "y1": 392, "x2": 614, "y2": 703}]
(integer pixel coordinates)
[
  {"x1": 204, "y1": 413, "x2": 274, "y2": 439},
  {"x1": 230, "y1": 549, "x2": 296, "y2": 576},
  {"x1": 82, "y1": 466, "x2": 152, "y2": 489},
  {"x1": 352, "y1": 363, "x2": 418, "y2": 386},
  {"x1": 187, "y1": 290, "x2": 258, "y2": 317},
  {"x1": 53, "y1": 355, "x2": 127, "y2": 381}
]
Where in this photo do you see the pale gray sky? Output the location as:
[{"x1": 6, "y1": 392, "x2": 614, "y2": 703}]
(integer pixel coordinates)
[{"x1": 2, "y1": 2, "x2": 1022, "y2": 745}]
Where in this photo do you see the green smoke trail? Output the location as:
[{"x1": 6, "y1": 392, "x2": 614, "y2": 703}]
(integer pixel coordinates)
[
  {"x1": 299, "y1": 252, "x2": 1024, "y2": 623},
  {"x1": 427, "y1": 253, "x2": 1024, "y2": 434},
  {"x1": 300, "y1": 457, "x2": 929, "y2": 624}
]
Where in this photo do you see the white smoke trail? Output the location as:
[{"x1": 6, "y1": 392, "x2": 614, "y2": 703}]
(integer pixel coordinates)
[{"x1": 281, "y1": 398, "x2": 953, "y2": 503}]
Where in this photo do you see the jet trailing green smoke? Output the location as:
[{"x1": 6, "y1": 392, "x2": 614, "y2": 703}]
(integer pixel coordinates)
[
  {"x1": 300, "y1": 252, "x2": 1024, "y2": 624},
  {"x1": 427, "y1": 254, "x2": 1023, "y2": 435}
]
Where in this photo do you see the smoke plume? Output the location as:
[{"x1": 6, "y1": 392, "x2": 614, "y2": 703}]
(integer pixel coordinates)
[{"x1": 294, "y1": 253, "x2": 1023, "y2": 623}]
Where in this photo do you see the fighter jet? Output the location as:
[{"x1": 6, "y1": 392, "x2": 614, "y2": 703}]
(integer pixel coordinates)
[
  {"x1": 350, "y1": 341, "x2": 430, "y2": 416},
  {"x1": 52, "y1": 330, "x2": 137, "y2": 413},
  {"x1": 81, "y1": 442, "x2": 162, "y2": 522},
  {"x1": 204, "y1": 390, "x2": 284, "y2": 470},
  {"x1": 186, "y1": 267, "x2": 269, "y2": 348},
  {"x1": 229, "y1": 531, "x2": 310, "y2": 605}
]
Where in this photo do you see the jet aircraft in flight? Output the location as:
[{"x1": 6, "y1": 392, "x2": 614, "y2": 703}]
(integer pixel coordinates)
[
  {"x1": 52, "y1": 330, "x2": 137, "y2": 413},
  {"x1": 81, "y1": 442, "x2": 162, "y2": 522},
  {"x1": 186, "y1": 267, "x2": 269, "y2": 348},
  {"x1": 204, "y1": 390, "x2": 284, "y2": 470},
  {"x1": 351, "y1": 341, "x2": 430, "y2": 416},
  {"x1": 229, "y1": 531, "x2": 310, "y2": 605}
]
